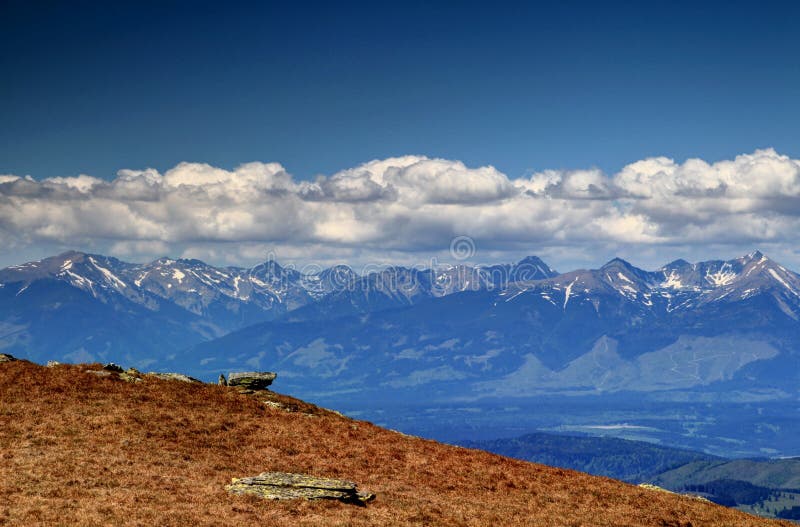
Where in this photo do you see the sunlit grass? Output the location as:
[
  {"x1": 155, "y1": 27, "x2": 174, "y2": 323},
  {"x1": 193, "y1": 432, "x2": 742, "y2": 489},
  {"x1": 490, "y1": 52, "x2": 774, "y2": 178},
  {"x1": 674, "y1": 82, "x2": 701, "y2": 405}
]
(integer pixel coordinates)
[{"x1": 0, "y1": 360, "x2": 790, "y2": 526}]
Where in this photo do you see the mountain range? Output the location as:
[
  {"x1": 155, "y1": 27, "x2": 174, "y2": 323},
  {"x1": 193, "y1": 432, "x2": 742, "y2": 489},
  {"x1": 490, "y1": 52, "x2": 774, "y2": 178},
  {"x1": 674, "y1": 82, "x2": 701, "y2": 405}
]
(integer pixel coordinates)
[
  {"x1": 2, "y1": 249, "x2": 800, "y2": 455},
  {"x1": 183, "y1": 250, "x2": 800, "y2": 399},
  {"x1": 0, "y1": 250, "x2": 557, "y2": 365}
]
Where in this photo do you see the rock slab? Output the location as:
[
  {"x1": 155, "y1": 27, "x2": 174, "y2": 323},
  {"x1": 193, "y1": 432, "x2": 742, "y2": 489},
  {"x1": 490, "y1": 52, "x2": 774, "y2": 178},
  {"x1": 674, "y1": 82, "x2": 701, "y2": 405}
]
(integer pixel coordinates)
[
  {"x1": 146, "y1": 372, "x2": 201, "y2": 383},
  {"x1": 227, "y1": 371, "x2": 277, "y2": 390},
  {"x1": 226, "y1": 472, "x2": 374, "y2": 503}
]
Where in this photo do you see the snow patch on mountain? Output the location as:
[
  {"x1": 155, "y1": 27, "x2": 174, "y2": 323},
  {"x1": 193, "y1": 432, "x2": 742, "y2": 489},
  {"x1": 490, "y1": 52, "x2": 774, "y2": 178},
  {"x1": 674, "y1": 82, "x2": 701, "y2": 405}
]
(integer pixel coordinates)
[
  {"x1": 172, "y1": 269, "x2": 185, "y2": 283},
  {"x1": 88, "y1": 257, "x2": 127, "y2": 289},
  {"x1": 660, "y1": 270, "x2": 684, "y2": 290},
  {"x1": 705, "y1": 263, "x2": 737, "y2": 286},
  {"x1": 768, "y1": 268, "x2": 798, "y2": 296},
  {"x1": 563, "y1": 278, "x2": 577, "y2": 309}
]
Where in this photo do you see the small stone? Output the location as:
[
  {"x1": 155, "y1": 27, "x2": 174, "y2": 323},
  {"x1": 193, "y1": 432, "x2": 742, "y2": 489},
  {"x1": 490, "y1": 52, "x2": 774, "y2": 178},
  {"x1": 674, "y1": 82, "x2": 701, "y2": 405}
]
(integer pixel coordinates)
[
  {"x1": 226, "y1": 472, "x2": 374, "y2": 504},
  {"x1": 46, "y1": 360, "x2": 61, "y2": 367},
  {"x1": 227, "y1": 371, "x2": 277, "y2": 391}
]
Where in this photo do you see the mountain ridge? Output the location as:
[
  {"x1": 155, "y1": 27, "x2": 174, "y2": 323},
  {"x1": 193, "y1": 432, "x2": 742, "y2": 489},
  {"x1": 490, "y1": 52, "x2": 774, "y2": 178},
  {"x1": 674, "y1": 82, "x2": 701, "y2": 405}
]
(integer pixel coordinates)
[{"x1": 5, "y1": 248, "x2": 800, "y2": 376}]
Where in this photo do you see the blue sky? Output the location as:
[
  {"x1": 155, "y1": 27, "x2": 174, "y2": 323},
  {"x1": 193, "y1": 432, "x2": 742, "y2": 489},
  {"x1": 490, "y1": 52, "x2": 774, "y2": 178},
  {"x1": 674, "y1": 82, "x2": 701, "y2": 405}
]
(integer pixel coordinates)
[
  {"x1": 3, "y1": 0, "x2": 798, "y2": 180},
  {"x1": 2, "y1": 1, "x2": 800, "y2": 270}
]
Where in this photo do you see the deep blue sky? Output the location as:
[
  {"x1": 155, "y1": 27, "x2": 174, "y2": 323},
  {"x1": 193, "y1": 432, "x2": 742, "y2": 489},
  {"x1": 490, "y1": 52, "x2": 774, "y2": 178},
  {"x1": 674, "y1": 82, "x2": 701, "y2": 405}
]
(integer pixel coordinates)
[{"x1": 2, "y1": 0, "x2": 799, "y2": 180}]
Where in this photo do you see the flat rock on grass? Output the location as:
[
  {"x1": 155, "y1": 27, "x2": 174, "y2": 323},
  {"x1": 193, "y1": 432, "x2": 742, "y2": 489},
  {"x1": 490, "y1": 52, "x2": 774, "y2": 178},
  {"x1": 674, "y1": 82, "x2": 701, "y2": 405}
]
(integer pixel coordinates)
[{"x1": 226, "y1": 472, "x2": 374, "y2": 504}]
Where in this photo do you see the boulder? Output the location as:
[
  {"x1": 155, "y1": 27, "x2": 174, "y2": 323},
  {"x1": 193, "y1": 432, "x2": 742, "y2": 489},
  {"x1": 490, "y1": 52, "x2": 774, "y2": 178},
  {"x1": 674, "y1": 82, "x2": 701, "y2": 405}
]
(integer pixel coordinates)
[
  {"x1": 227, "y1": 371, "x2": 276, "y2": 391},
  {"x1": 0, "y1": 353, "x2": 17, "y2": 363},
  {"x1": 46, "y1": 360, "x2": 61, "y2": 367},
  {"x1": 103, "y1": 363, "x2": 124, "y2": 373},
  {"x1": 226, "y1": 472, "x2": 374, "y2": 504},
  {"x1": 218, "y1": 374, "x2": 227, "y2": 386}
]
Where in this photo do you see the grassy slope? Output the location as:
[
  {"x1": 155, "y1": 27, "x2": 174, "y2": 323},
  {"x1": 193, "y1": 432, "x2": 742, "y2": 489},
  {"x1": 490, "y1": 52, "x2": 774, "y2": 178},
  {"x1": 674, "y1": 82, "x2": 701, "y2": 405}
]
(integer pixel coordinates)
[{"x1": 0, "y1": 361, "x2": 792, "y2": 527}]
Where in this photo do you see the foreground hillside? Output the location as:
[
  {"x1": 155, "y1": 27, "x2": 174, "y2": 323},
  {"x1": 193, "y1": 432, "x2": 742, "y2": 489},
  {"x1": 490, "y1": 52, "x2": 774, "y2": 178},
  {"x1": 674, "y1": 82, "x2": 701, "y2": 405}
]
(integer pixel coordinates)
[{"x1": 0, "y1": 360, "x2": 790, "y2": 526}]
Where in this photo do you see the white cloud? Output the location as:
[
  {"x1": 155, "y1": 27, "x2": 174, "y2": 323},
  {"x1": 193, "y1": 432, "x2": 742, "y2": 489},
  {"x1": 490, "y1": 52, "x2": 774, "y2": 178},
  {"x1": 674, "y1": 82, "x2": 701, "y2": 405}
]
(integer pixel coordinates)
[
  {"x1": 3, "y1": 149, "x2": 800, "y2": 270},
  {"x1": 42, "y1": 174, "x2": 103, "y2": 193},
  {"x1": 331, "y1": 156, "x2": 517, "y2": 205},
  {"x1": 524, "y1": 168, "x2": 614, "y2": 199}
]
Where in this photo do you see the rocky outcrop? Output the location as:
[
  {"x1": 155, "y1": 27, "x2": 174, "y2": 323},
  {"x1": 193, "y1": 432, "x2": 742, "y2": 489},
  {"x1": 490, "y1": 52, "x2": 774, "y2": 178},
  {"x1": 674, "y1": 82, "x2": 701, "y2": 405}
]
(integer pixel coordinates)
[
  {"x1": 226, "y1": 472, "x2": 374, "y2": 504},
  {"x1": 227, "y1": 371, "x2": 276, "y2": 391},
  {"x1": 0, "y1": 353, "x2": 17, "y2": 363},
  {"x1": 119, "y1": 368, "x2": 142, "y2": 383},
  {"x1": 145, "y1": 372, "x2": 201, "y2": 383},
  {"x1": 85, "y1": 369, "x2": 113, "y2": 377},
  {"x1": 638, "y1": 483, "x2": 712, "y2": 503}
]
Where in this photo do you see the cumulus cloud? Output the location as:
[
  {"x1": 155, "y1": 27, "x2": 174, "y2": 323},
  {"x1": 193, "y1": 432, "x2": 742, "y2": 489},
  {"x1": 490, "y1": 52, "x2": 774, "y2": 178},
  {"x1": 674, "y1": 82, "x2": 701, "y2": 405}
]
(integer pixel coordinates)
[
  {"x1": 3, "y1": 149, "x2": 800, "y2": 269},
  {"x1": 523, "y1": 168, "x2": 616, "y2": 200}
]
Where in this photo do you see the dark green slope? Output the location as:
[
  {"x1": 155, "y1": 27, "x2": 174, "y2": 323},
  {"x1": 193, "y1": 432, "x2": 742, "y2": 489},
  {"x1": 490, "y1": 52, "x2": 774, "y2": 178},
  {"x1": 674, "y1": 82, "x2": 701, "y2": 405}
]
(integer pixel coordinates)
[{"x1": 459, "y1": 431, "x2": 719, "y2": 482}]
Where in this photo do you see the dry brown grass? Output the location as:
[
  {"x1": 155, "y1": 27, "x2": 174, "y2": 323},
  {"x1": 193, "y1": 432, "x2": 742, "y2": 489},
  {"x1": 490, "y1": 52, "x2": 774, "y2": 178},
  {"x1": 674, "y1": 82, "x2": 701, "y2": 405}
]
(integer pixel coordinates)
[{"x1": 0, "y1": 360, "x2": 790, "y2": 526}]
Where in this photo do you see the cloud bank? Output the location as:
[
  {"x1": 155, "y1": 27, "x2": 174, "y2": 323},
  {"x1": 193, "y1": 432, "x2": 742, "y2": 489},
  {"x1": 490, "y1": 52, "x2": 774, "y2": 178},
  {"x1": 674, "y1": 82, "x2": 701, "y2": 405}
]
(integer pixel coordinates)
[{"x1": 3, "y1": 149, "x2": 800, "y2": 269}]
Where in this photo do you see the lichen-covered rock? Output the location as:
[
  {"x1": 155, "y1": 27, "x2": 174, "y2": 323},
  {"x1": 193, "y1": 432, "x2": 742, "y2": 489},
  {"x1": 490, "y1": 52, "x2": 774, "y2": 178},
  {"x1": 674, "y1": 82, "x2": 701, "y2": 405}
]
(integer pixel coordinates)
[
  {"x1": 46, "y1": 360, "x2": 61, "y2": 367},
  {"x1": 227, "y1": 371, "x2": 276, "y2": 390},
  {"x1": 263, "y1": 400, "x2": 287, "y2": 411},
  {"x1": 637, "y1": 483, "x2": 712, "y2": 503},
  {"x1": 638, "y1": 483, "x2": 671, "y2": 493},
  {"x1": 218, "y1": 374, "x2": 227, "y2": 386},
  {"x1": 226, "y1": 472, "x2": 374, "y2": 504},
  {"x1": 145, "y1": 372, "x2": 201, "y2": 383},
  {"x1": 85, "y1": 369, "x2": 113, "y2": 377},
  {"x1": 0, "y1": 353, "x2": 17, "y2": 363},
  {"x1": 120, "y1": 368, "x2": 142, "y2": 383}
]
